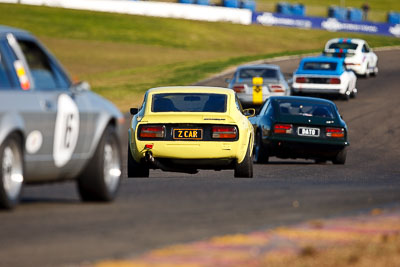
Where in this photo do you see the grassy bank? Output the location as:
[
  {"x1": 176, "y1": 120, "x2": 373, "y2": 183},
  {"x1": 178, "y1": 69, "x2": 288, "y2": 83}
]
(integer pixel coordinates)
[{"x1": 1, "y1": 3, "x2": 400, "y2": 110}]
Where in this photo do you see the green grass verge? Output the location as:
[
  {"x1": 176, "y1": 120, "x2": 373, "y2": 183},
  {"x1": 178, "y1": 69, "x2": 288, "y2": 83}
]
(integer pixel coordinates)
[{"x1": 1, "y1": 3, "x2": 400, "y2": 111}]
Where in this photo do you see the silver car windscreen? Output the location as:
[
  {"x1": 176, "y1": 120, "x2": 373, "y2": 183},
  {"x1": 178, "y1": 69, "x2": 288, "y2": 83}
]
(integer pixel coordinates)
[{"x1": 238, "y1": 68, "x2": 278, "y2": 80}]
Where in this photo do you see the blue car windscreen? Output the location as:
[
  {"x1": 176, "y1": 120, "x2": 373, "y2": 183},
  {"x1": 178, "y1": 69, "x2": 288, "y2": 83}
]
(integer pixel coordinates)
[{"x1": 303, "y1": 62, "x2": 337, "y2": 71}]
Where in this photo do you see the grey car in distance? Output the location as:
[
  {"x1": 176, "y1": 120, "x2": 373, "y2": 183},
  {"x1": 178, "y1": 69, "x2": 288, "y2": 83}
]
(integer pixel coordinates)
[
  {"x1": 226, "y1": 64, "x2": 290, "y2": 107},
  {"x1": 0, "y1": 26, "x2": 124, "y2": 209}
]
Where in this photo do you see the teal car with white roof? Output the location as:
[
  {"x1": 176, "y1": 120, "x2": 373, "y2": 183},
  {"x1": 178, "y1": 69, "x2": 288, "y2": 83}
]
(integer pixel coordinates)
[{"x1": 291, "y1": 56, "x2": 357, "y2": 100}]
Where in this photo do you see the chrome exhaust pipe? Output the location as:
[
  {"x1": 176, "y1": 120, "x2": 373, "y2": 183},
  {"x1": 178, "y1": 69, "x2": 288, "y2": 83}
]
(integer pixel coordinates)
[{"x1": 145, "y1": 150, "x2": 155, "y2": 164}]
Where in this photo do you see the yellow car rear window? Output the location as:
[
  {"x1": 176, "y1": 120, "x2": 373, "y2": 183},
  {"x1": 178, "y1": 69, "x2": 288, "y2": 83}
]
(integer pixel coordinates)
[{"x1": 152, "y1": 93, "x2": 227, "y2": 113}]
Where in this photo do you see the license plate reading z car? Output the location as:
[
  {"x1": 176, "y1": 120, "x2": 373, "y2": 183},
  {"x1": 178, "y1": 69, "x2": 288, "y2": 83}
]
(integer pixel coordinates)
[
  {"x1": 297, "y1": 127, "x2": 320, "y2": 137},
  {"x1": 173, "y1": 129, "x2": 203, "y2": 140}
]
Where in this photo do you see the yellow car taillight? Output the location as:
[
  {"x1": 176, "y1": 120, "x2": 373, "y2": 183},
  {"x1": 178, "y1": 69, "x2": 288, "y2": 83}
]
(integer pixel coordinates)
[
  {"x1": 212, "y1": 126, "x2": 237, "y2": 139},
  {"x1": 140, "y1": 126, "x2": 165, "y2": 138}
]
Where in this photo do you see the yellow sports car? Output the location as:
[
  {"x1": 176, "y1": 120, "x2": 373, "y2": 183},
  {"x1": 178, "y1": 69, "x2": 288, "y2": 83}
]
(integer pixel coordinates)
[{"x1": 128, "y1": 86, "x2": 255, "y2": 178}]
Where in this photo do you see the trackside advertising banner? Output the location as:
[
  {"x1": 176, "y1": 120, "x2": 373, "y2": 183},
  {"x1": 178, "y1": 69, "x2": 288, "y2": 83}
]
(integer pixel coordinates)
[
  {"x1": 1, "y1": 0, "x2": 399, "y2": 37},
  {"x1": 252, "y1": 12, "x2": 400, "y2": 38}
]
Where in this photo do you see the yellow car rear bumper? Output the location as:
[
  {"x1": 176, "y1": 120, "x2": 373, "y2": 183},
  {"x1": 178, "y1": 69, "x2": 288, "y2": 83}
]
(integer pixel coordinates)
[{"x1": 132, "y1": 140, "x2": 245, "y2": 162}]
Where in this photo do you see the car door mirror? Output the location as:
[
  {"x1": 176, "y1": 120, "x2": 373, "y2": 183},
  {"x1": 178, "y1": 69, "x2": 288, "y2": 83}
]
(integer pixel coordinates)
[
  {"x1": 243, "y1": 108, "x2": 256, "y2": 117},
  {"x1": 225, "y1": 78, "x2": 232, "y2": 83},
  {"x1": 130, "y1": 108, "x2": 139, "y2": 115},
  {"x1": 71, "y1": 81, "x2": 91, "y2": 93}
]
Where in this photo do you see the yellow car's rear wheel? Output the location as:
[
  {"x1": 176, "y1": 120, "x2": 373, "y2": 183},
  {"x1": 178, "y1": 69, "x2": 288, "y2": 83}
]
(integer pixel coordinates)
[
  {"x1": 127, "y1": 146, "x2": 149, "y2": 178},
  {"x1": 234, "y1": 144, "x2": 253, "y2": 178}
]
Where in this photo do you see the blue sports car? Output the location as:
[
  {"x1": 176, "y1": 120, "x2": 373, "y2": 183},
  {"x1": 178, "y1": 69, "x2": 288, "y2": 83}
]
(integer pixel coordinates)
[{"x1": 291, "y1": 56, "x2": 357, "y2": 100}]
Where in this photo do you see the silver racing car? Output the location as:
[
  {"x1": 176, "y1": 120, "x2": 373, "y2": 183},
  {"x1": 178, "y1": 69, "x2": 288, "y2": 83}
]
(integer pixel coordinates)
[{"x1": 0, "y1": 25, "x2": 124, "y2": 209}]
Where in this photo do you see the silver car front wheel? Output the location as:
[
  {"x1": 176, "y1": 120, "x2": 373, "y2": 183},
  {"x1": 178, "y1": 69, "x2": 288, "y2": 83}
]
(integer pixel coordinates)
[
  {"x1": 77, "y1": 125, "x2": 121, "y2": 202},
  {"x1": 0, "y1": 134, "x2": 24, "y2": 209},
  {"x1": 103, "y1": 142, "x2": 121, "y2": 195}
]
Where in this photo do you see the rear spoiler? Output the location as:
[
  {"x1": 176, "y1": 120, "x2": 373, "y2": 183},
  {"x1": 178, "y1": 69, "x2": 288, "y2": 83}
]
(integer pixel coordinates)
[{"x1": 324, "y1": 48, "x2": 356, "y2": 55}]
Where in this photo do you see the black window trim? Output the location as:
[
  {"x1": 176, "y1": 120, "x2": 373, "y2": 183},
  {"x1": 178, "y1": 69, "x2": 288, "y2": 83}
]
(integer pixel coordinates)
[{"x1": 15, "y1": 36, "x2": 72, "y2": 91}]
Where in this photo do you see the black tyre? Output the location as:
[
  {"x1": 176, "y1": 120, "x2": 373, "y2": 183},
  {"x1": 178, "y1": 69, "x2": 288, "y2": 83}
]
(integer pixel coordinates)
[
  {"x1": 0, "y1": 134, "x2": 23, "y2": 210},
  {"x1": 332, "y1": 148, "x2": 347, "y2": 165},
  {"x1": 77, "y1": 125, "x2": 122, "y2": 202},
  {"x1": 350, "y1": 88, "x2": 357, "y2": 99},
  {"x1": 253, "y1": 131, "x2": 269, "y2": 164},
  {"x1": 371, "y1": 66, "x2": 378, "y2": 77},
  {"x1": 364, "y1": 64, "x2": 370, "y2": 78},
  {"x1": 127, "y1": 145, "x2": 149, "y2": 178},
  {"x1": 234, "y1": 143, "x2": 253, "y2": 178},
  {"x1": 341, "y1": 88, "x2": 350, "y2": 101},
  {"x1": 314, "y1": 159, "x2": 327, "y2": 164}
]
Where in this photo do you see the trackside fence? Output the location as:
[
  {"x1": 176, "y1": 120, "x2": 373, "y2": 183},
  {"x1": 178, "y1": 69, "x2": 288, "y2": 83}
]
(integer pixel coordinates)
[{"x1": 1, "y1": 0, "x2": 399, "y2": 37}]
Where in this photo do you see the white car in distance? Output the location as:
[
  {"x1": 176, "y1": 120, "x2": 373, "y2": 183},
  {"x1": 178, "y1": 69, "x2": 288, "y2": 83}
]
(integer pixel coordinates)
[{"x1": 323, "y1": 38, "x2": 378, "y2": 77}]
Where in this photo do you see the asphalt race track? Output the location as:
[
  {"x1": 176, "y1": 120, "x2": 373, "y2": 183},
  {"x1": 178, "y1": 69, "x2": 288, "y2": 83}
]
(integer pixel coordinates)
[{"x1": 0, "y1": 50, "x2": 399, "y2": 267}]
